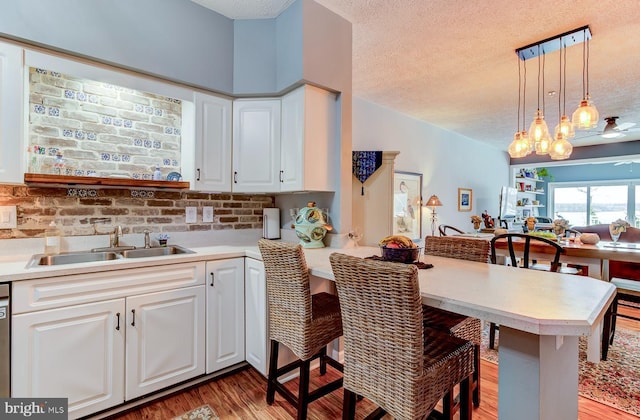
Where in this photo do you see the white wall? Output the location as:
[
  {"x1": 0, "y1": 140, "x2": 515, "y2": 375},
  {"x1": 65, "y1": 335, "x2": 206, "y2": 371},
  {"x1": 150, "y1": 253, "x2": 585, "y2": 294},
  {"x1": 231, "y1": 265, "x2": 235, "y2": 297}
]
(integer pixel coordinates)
[{"x1": 352, "y1": 97, "x2": 511, "y2": 236}]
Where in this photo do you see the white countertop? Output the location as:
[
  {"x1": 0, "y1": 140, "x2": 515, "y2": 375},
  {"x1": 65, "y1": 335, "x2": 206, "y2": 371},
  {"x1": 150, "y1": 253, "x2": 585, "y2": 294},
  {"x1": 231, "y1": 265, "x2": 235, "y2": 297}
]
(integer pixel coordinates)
[
  {"x1": 300, "y1": 246, "x2": 616, "y2": 337},
  {"x1": 1, "y1": 238, "x2": 615, "y2": 338}
]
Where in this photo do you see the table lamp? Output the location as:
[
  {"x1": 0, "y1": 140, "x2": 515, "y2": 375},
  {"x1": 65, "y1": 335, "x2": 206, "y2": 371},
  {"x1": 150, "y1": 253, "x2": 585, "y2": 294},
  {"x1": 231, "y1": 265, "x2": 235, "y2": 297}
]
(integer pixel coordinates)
[{"x1": 425, "y1": 194, "x2": 443, "y2": 236}]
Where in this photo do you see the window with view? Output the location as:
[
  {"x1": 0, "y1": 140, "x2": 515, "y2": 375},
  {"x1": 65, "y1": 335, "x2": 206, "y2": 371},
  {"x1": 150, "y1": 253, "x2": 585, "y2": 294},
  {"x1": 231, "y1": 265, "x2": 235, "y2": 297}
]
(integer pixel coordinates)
[{"x1": 549, "y1": 181, "x2": 638, "y2": 227}]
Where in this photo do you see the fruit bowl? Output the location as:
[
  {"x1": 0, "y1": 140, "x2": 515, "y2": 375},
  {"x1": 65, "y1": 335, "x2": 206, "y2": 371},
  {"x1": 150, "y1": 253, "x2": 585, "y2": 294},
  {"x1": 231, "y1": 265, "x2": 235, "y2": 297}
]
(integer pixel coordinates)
[{"x1": 380, "y1": 246, "x2": 422, "y2": 263}]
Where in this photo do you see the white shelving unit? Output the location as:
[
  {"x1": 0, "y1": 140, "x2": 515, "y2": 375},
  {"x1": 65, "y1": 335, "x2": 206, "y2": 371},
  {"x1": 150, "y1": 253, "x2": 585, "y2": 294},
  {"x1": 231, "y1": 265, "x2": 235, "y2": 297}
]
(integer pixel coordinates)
[{"x1": 514, "y1": 174, "x2": 546, "y2": 220}]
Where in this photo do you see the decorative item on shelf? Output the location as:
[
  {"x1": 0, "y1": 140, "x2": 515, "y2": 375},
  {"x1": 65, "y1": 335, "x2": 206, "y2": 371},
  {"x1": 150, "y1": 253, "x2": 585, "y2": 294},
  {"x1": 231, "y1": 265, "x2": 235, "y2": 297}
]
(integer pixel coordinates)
[
  {"x1": 609, "y1": 219, "x2": 630, "y2": 245},
  {"x1": 551, "y1": 218, "x2": 570, "y2": 242},
  {"x1": 509, "y1": 26, "x2": 594, "y2": 160},
  {"x1": 166, "y1": 171, "x2": 182, "y2": 181},
  {"x1": 425, "y1": 194, "x2": 442, "y2": 236},
  {"x1": 293, "y1": 202, "x2": 332, "y2": 248},
  {"x1": 153, "y1": 165, "x2": 162, "y2": 181},
  {"x1": 28, "y1": 144, "x2": 46, "y2": 173},
  {"x1": 157, "y1": 233, "x2": 170, "y2": 247},
  {"x1": 525, "y1": 216, "x2": 537, "y2": 233},
  {"x1": 53, "y1": 151, "x2": 65, "y2": 175},
  {"x1": 471, "y1": 215, "x2": 482, "y2": 236}
]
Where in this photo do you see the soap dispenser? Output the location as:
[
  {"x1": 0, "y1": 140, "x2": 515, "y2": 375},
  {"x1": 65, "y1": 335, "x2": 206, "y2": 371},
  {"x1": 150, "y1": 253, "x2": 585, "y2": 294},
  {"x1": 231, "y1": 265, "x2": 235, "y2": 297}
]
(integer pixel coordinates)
[{"x1": 44, "y1": 221, "x2": 62, "y2": 255}]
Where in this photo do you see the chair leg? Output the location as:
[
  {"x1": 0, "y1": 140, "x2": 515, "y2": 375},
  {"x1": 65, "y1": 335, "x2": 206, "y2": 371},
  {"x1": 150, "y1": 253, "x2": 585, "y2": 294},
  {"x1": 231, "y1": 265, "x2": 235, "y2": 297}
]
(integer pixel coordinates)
[
  {"x1": 266, "y1": 339, "x2": 279, "y2": 405},
  {"x1": 296, "y1": 358, "x2": 311, "y2": 420},
  {"x1": 442, "y1": 389, "x2": 455, "y2": 420},
  {"x1": 343, "y1": 389, "x2": 357, "y2": 420},
  {"x1": 473, "y1": 343, "x2": 481, "y2": 406},
  {"x1": 460, "y1": 376, "x2": 473, "y2": 420},
  {"x1": 489, "y1": 322, "x2": 497, "y2": 349},
  {"x1": 319, "y1": 345, "x2": 327, "y2": 375}
]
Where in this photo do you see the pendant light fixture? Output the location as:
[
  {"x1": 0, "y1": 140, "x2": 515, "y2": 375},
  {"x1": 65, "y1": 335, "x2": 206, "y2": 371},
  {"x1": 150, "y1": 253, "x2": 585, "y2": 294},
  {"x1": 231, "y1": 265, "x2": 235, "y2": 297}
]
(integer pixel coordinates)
[
  {"x1": 511, "y1": 26, "x2": 592, "y2": 161},
  {"x1": 508, "y1": 57, "x2": 529, "y2": 158},
  {"x1": 554, "y1": 42, "x2": 575, "y2": 139},
  {"x1": 572, "y1": 27, "x2": 598, "y2": 129},
  {"x1": 549, "y1": 36, "x2": 573, "y2": 160},
  {"x1": 529, "y1": 46, "x2": 552, "y2": 155}
]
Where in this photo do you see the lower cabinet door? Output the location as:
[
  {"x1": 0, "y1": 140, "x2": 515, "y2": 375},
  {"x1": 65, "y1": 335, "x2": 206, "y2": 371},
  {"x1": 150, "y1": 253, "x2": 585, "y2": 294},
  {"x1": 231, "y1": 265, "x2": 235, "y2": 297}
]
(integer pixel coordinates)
[
  {"x1": 12, "y1": 299, "x2": 126, "y2": 419},
  {"x1": 205, "y1": 258, "x2": 245, "y2": 373},
  {"x1": 125, "y1": 285, "x2": 205, "y2": 400},
  {"x1": 244, "y1": 258, "x2": 268, "y2": 375}
]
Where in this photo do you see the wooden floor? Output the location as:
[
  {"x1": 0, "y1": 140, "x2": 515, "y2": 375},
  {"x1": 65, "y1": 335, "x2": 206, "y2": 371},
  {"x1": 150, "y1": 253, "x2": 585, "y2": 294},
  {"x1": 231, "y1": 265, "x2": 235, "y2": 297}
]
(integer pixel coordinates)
[{"x1": 111, "y1": 307, "x2": 640, "y2": 420}]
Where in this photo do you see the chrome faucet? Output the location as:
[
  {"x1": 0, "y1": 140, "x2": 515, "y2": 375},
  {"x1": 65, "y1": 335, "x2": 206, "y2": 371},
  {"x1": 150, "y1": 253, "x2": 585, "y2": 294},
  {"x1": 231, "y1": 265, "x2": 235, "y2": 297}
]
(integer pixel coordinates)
[
  {"x1": 110, "y1": 225, "x2": 122, "y2": 248},
  {"x1": 144, "y1": 230, "x2": 151, "y2": 248}
]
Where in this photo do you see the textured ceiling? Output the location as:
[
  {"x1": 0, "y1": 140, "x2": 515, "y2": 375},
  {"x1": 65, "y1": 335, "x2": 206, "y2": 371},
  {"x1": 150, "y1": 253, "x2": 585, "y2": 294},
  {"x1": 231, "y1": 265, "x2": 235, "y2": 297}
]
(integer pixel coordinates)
[{"x1": 193, "y1": 0, "x2": 640, "y2": 154}]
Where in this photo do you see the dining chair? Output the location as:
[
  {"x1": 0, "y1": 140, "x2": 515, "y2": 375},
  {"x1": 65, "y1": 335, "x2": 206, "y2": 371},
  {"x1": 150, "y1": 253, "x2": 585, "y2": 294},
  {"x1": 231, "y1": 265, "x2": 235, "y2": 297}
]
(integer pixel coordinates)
[
  {"x1": 601, "y1": 264, "x2": 640, "y2": 360},
  {"x1": 488, "y1": 233, "x2": 564, "y2": 349},
  {"x1": 329, "y1": 252, "x2": 474, "y2": 420},
  {"x1": 423, "y1": 235, "x2": 490, "y2": 406},
  {"x1": 438, "y1": 224, "x2": 465, "y2": 236},
  {"x1": 258, "y1": 239, "x2": 344, "y2": 420}
]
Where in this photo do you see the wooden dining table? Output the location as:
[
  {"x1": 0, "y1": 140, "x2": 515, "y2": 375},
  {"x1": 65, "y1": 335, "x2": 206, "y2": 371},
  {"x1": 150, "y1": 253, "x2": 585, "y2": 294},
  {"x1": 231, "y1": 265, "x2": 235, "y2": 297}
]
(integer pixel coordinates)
[{"x1": 303, "y1": 245, "x2": 615, "y2": 420}]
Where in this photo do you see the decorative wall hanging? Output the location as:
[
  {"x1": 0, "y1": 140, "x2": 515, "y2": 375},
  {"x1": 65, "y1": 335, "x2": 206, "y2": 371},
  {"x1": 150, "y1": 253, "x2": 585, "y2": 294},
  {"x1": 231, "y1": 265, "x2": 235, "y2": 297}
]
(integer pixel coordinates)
[{"x1": 352, "y1": 151, "x2": 382, "y2": 195}]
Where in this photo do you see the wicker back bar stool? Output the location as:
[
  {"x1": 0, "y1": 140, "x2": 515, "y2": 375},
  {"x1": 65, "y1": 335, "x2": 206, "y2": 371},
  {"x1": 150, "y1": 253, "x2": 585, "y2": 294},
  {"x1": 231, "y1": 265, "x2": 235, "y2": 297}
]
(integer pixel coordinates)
[
  {"x1": 258, "y1": 239, "x2": 343, "y2": 420},
  {"x1": 422, "y1": 235, "x2": 489, "y2": 407},
  {"x1": 329, "y1": 252, "x2": 474, "y2": 420}
]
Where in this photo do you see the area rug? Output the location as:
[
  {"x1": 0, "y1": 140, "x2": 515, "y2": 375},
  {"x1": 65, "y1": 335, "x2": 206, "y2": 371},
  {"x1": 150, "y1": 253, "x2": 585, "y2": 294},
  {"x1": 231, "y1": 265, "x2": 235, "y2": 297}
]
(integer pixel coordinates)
[
  {"x1": 172, "y1": 404, "x2": 219, "y2": 420},
  {"x1": 481, "y1": 326, "x2": 640, "y2": 416}
]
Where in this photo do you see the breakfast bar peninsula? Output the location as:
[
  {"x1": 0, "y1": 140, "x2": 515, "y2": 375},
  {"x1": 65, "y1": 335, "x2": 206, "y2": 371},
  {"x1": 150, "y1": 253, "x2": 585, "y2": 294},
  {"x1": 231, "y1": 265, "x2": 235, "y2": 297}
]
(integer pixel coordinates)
[{"x1": 302, "y1": 246, "x2": 616, "y2": 420}]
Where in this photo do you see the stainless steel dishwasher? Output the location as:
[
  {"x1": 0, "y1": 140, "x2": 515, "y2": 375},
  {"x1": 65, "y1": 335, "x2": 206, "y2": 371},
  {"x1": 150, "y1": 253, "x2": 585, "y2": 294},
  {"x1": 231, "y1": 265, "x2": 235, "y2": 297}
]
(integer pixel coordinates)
[{"x1": 0, "y1": 283, "x2": 9, "y2": 397}]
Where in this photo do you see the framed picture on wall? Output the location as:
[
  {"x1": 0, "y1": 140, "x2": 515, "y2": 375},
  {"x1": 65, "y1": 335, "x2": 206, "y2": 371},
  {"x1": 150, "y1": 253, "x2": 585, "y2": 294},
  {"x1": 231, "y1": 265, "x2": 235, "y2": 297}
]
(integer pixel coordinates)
[
  {"x1": 458, "y1": 187, "x2": 472, "y2": 212},
  {"x1": 393, "y1": 171, "x2": 422, "y2": 240}
]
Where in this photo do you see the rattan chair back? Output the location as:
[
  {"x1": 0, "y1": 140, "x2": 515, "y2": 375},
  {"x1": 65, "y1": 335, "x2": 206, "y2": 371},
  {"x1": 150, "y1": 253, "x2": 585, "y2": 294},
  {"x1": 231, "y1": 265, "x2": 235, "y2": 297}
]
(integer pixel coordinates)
[
  {"x1": 259, "y1": 239, "x2": 341, "y2": 360},
  {"x1": 425, "y1": 236, "x2": 490, "y2": 263},
  {"x1": 330, "y1": 252, "x2": 466, "y2": 419}
]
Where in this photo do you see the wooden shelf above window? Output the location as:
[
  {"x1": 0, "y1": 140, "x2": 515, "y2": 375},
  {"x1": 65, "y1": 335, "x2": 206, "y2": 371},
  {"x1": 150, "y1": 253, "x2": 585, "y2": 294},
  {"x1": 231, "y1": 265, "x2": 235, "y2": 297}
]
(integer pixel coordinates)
[{"x1": 24, "y1": 173, "x2": 190, "y2": 189}]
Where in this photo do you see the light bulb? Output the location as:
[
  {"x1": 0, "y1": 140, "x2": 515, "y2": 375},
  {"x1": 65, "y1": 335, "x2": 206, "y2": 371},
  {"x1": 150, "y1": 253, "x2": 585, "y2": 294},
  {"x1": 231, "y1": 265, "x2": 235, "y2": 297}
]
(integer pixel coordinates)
[
  {"x1": 549, "y1": 132, "x2": 573, "y2": 160},
  {"x1": 554, "y1": 115, "x2": 575, "y2": 139},
  {"x1": 572, "y1": 96, "x2": 599, "y2": 129}
]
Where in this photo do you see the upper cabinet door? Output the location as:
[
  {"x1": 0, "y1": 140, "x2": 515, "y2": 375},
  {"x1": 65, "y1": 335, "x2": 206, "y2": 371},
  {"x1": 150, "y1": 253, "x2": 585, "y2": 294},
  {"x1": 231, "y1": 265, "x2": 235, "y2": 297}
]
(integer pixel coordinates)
[
  {"x1": 232, "y1": 99, "x2": 281, "y2": 193},
  {"x1": 194, "y1": 92, "x2": 232, "y2": 192},
  {"x1": 280, "y1": 85, "x2": 337, "y2": 192},
  {"x1": 0, "y1": 40, "x2": 24, "y2": 184}
]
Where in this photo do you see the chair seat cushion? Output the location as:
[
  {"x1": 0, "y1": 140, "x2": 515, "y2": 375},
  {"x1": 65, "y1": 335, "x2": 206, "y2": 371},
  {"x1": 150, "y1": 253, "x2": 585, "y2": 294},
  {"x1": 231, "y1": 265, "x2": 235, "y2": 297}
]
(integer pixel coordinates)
[
  {"x1": 423, "y1": 327, "x2": 474, "y2": 393},
  {"x1": 422, "y1": 305, "x2": 480, "y2": 345}
]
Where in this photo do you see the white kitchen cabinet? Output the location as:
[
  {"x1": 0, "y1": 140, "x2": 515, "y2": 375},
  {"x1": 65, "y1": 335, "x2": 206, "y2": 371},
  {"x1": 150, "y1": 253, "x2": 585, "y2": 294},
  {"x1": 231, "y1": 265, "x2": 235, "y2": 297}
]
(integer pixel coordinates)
[
  {"x1": 205, "y1": 258, "x2": 245, "y2": 373},
  {"x1": 12, "y1": 262, "x2": 206, "y2": 418},
  {"x1": 280, "y1": 85, "x2": 337, "y2": 192},
  {"x1": 232, "y1": 99, "x2": 281, "y2": 192},
  {"x1": 125, "y1": 285, "x2": 205, "y2": 400},
  {"x1": 12, "y1": 299, "x2": 126, "y2": 419},
  {"x1": 244, "y1": 257, "x2": 268, "y2": 375},
  {"x1": 0, "y1": 40, "x2": 24, "y2": 184},
  {"x1": 194, "y1": 92, "x2": 232, "y2": 192}
]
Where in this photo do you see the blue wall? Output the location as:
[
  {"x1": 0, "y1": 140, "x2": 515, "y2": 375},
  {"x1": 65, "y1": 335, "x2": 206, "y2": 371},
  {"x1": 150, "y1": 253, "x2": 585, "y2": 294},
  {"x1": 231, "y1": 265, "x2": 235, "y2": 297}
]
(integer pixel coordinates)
[{"x1": 0, "y1": 0, "x2": 235, "y2": 93}]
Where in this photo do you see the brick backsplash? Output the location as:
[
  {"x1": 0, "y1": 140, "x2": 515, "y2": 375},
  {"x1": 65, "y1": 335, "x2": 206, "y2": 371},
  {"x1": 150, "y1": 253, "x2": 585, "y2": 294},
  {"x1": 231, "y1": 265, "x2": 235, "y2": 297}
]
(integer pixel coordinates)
[
  {"x1": 0, "y1": 184, "x2": 274, "y2": 239},
  {"x1": 28, "y1": 67, "x2": 183, "y2": 180}
]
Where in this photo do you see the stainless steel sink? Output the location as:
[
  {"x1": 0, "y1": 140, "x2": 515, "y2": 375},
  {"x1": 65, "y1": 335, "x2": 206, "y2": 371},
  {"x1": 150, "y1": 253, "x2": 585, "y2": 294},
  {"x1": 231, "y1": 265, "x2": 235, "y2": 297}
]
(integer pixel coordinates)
[
  {"x1": 30, "y1": 251, "x2": 120, "y2": 267},
  {"x1": 120, "y1": 246, "x2": 194, "y2": 259}
]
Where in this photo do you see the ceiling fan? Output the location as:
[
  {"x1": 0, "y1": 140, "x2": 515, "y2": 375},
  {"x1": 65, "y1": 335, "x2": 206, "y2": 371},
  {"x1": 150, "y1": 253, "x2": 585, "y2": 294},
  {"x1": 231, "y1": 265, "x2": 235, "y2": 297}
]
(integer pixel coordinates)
[{"x1": 601, "y1": 116, "x2": 637, "y2": 139}]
